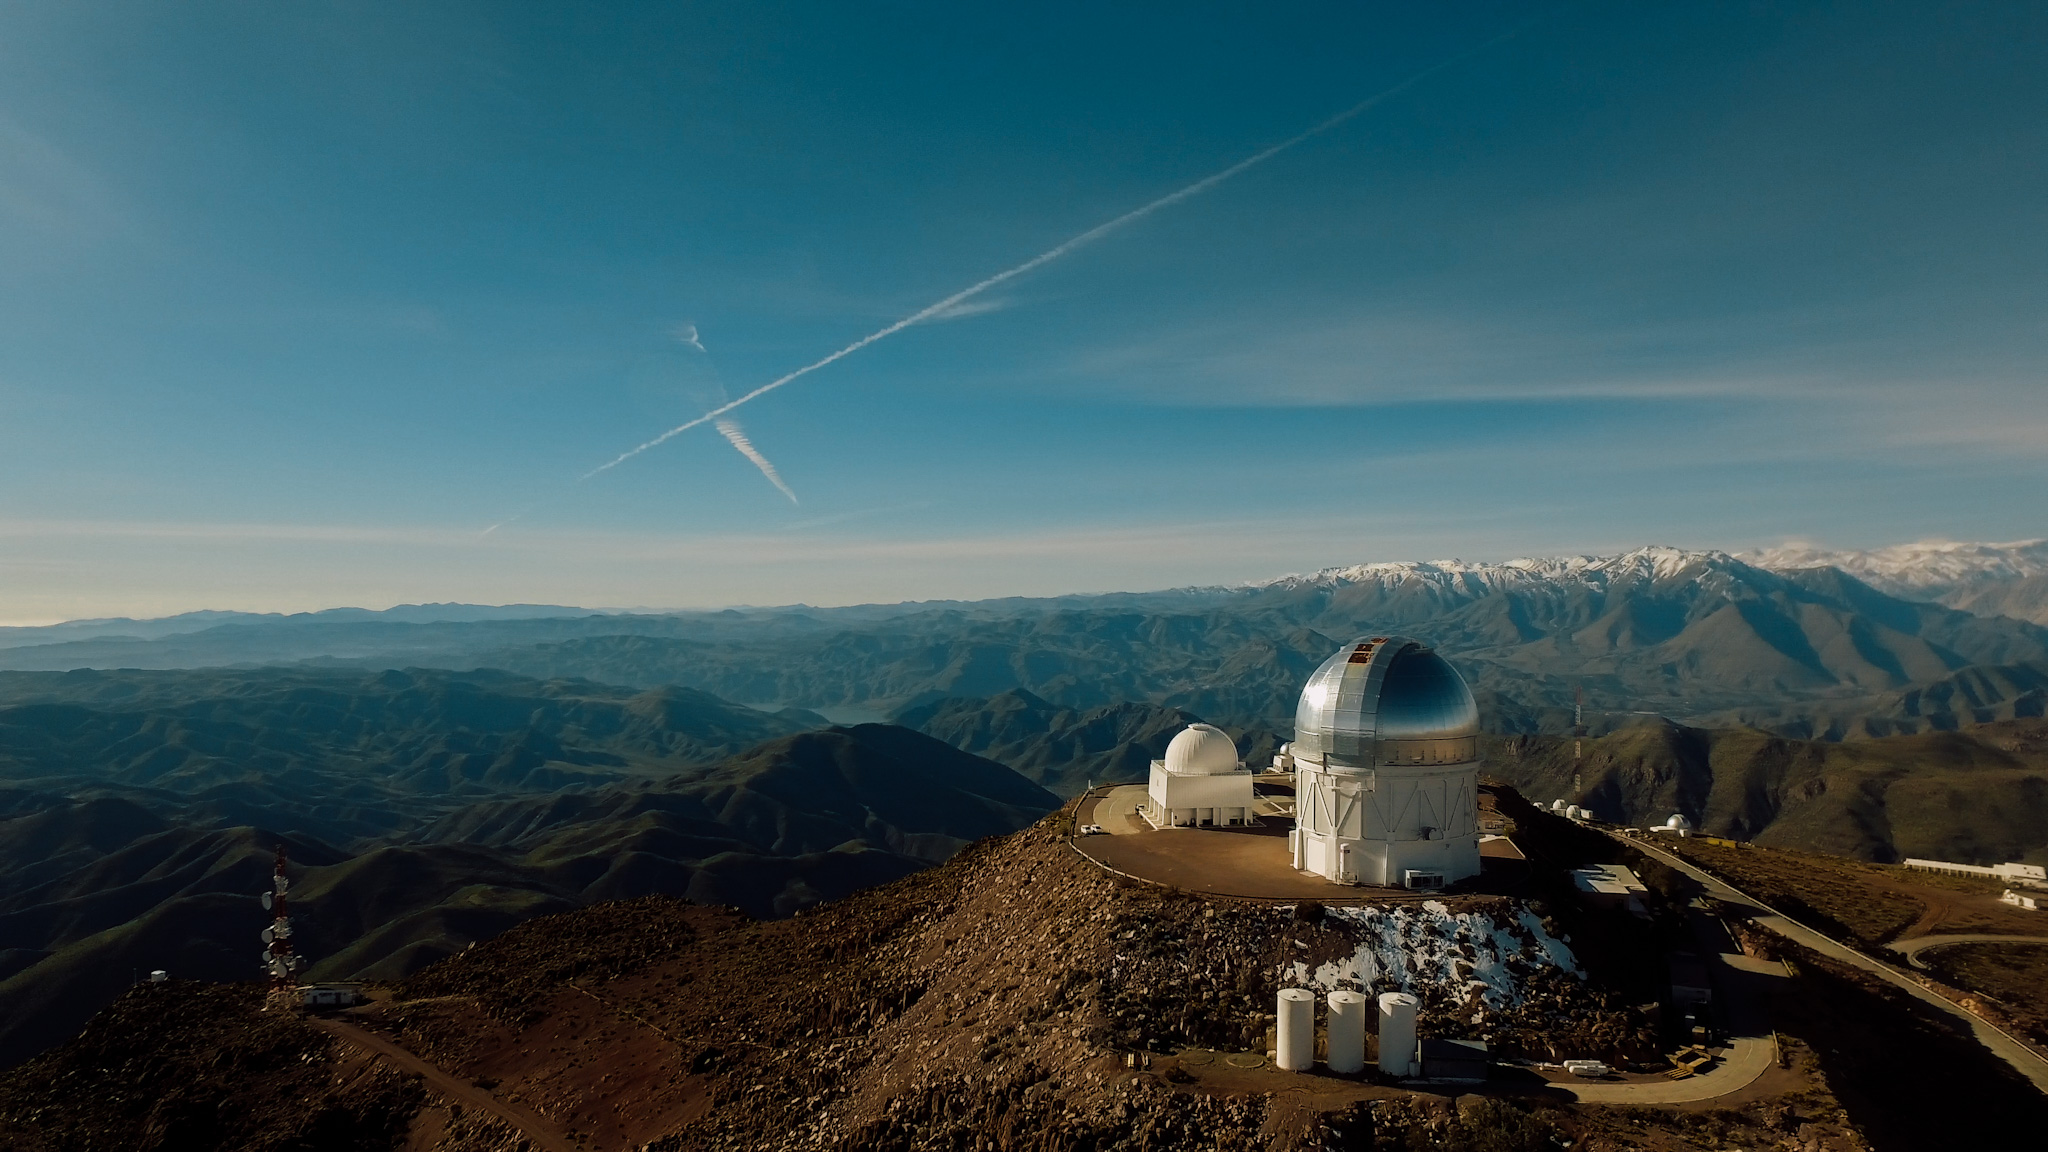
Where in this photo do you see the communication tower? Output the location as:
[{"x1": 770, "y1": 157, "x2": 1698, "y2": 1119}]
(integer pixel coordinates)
[
  {"x1": 1571, "y1": 685, "x2": 1586, "y2": 798},
  {"x1": 259, "y1": 844, "x2": 301, "y2": 1000}
]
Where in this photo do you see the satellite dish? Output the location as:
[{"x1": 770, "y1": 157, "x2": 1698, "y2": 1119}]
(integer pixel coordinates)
[
  {"x1": 261, "y1": 891, "x2": 273, "y2": 910},
  {"x1": 262, "y1": 927, "x2": 275, "y2": 943}
]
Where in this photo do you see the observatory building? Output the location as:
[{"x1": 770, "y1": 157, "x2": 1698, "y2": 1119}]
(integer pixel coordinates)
[
  {"x1": 1142, "y1": 723, "x2": 1254, "y2": 828},
  {"x1": 1285, "y1": 636, "x2": 1482, "y2": 888}
]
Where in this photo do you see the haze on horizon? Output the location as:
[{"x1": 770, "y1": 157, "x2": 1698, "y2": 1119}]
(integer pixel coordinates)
[{"x1": 2, "y1": 1, "x2": 2044, "y2": 622}]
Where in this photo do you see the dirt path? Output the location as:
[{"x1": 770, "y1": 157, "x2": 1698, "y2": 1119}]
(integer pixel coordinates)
[
  {"x1": 1899, "y1": 887, "x2": 1954, "y2": 940},
  {"x1": 1892, "y1": 934, "x2": 2048, "y2": 970},
  {"x1": 308, "y1": 1015, "x2": 578, "y2": 1152}
]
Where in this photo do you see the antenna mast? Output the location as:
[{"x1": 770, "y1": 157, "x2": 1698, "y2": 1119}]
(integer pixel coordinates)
[
  {"x1": 1571, "y1": 685, "x2": 1586, "y2": 798},
  {"x1": 260, "y1": 844, "x2": 300, "y2": 1003}
]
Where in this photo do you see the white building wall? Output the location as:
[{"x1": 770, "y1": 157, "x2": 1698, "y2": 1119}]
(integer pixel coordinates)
[
  {"x1": 1295, "y1": 757, "x2": 1481, "y2": 886},
  {"x1": 1905, "y1": 858, "x2": 2048, "y2": 887},
  {"x1": 1145, "y1": 761, "x2": 1255, "y2": 827}
]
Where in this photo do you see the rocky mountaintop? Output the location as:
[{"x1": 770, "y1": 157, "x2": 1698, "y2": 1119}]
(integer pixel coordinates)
[
  {"x1": 7, "y1": 799, "x2": 2046, "y2": 1150},
  {"x1": 0, "y1": 804, "x2": 1641, "y2": 1150},
  {"x1": 1253, "y1": 545, "x2": 1754, "y2": 594}
]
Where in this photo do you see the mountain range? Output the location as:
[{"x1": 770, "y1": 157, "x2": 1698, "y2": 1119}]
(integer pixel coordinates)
[
  {"x1": 0, "y1": 666, "x2": 1058, "y2": 1069},
  {"x1": 895, "y1": 690, "x2": 1284, "y2": 796},
  {"x1": 1740, "y1": 538, "x2": 2048, "y2": 624},
  {"x1": 6, "y1": 537, "x2": 2048, "y2": 1072},
  {"x1": 1, "y1": 543, "x2": 2043, "y2": 741},
  {"x1": 1482, "y1": 718, "x2": 2048, "y2": 864}
]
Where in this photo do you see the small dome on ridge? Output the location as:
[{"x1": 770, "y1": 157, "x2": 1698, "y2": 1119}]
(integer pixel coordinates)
[{"x1": 1164, "y1": 723, "x2": 1240, "y2": 775}]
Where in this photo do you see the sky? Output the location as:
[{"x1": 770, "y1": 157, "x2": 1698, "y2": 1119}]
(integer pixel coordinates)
[{"x1": 1, "y1": 1, "x2": 2045, "y2": 621}]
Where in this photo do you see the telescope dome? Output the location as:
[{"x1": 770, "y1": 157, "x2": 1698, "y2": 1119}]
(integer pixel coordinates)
[
  {"x1": 1292, "y1": 636, "x2": 1479, "y2": 769},
  {"x1": 1163, "y1": 723, "x2": 1240, "y2": 775}
]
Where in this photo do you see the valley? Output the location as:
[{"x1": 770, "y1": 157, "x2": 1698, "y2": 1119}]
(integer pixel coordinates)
[
  {"x1": 0, "y1": 667, "x2": 1058, "y2": 1068},
  {"x1": 2, "y1": 542, "x2": 2047, "y2": 1147}
]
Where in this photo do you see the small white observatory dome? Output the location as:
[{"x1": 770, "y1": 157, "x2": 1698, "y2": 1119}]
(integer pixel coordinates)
[
  {"x1": 1664, "y1": 813, "x2": 1694, "y2": 831},
  {"x1": 1552, "y1": 799, "x2": 1569, "y2": 811},
  {"x1": 1163, "y1": 723, "x2": 1240, "y2": 775}
]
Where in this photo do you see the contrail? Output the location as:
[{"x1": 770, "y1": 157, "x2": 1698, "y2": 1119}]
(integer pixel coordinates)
[
  {"x1": 578, "y1": 32, "x2": 1522, "y2": 482},
  {"x1": 715, "y1": 418, "x2": 799, "y2": 504}
]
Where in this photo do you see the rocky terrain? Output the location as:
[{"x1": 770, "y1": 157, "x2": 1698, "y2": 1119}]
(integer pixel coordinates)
[
  {"x1": 7, "y1": 540, "x2": 2048, "y2": 1129},
  {"x1": 6, "y1": 799, "x2": 2047, "y2": 1150}
]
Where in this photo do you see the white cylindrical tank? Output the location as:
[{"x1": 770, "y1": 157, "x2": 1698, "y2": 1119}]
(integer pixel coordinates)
[
  {"x1": 1326, "y1": 991, "x2": 1367, "y2": 1073},
  {"x1": 1378, "y1": 992, "x2": 1419, "y2": 1077},
  {"x1": 1276, "y1": 988, "x2": 1315, "y2": 1072}
]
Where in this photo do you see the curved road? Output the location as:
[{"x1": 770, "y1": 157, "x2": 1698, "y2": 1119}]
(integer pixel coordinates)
[
  {"x1": 309, "y1": 1015, "x2": 577, "y2": 1152},
  {"x1": 1620, "y1": 835, "x2": 2048, "y2": 1095},
  {"x1": 1558, "y1": 1032, "x2": 1775, "y2": 1104},
  {"x1": 1890, "y1": 933, "x2": 2048, "y2": 971}
]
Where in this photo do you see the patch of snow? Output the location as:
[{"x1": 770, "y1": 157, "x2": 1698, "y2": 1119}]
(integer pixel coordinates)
[{"x1": 1281, "y1": 903, "x2": 1583, "y2": 1010}]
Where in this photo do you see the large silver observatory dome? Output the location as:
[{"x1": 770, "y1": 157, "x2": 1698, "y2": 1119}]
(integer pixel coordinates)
[{"x1": 1292, "y1": 636, "x2": 1480, "y2": 769}]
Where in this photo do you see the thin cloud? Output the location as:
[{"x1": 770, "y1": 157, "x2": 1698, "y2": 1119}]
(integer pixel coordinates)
[
  {"x1": 579, "y1": 22, "x2": 1535, "y2": 481},
  {"x1": 923, "y1": 296, "x2": 1014, "y2": 322},
  {"x1": 715, "y1": 418, "x2": 799, "y2": 504}
]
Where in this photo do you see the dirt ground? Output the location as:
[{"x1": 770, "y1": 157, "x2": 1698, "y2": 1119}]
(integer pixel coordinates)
[
  {"x1": 1920, "y1": 942, "x2": 2048, "y2": 1052},
  {"x1": 13, "y1": 806, "x2": 2048, "y2": 1151},
  {"x1": 1664, "y1": 839, "x2": 2048, "y2": 947}
]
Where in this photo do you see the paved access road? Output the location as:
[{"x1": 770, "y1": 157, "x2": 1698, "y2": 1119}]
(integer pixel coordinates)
[
  {"x1": 1558, "y1": 1031, "x2": 1776, "y2": 1104},
  {"x1": 309, "y1": 1015, "x2": 577, "y2": 1152},
  {"x1": 1621, "y1": 835, "x2": 2048, "y2": 1095},
  {"x1": 1889, "y1": 933, "x2": 2048, "y2": 970}
]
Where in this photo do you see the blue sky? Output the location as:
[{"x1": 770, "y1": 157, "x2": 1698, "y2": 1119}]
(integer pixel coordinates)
[{"x1": 1, "y1": 1, "x2": 2044, "y2": 619}]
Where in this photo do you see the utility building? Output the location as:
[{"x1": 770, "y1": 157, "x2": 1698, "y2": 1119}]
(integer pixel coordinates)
[
  {"x1": 1143, "y1": 723, "x2": 1254, "y2": 828},
  {"x1": 1288, "y1": 636, "x2": 1482, "y2": 888}
]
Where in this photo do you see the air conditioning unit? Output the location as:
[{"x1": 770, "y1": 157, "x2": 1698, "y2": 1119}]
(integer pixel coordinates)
[{"x1": 1403, "y1": 870, "x2": 1446, "y2": 890}]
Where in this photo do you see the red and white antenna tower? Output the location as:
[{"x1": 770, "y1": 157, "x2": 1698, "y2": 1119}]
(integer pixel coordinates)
[{"x1": 259, "y1": 843, "x2": 300, "y2": 999}]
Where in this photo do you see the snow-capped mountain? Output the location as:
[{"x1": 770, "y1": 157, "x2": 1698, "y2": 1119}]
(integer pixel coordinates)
[
  {"x1": 1739, "y1": 538, "x2": 2048, "y2": 597},
  {"x1": 1246, "y1": 539, "x2": 2048, "y2": 627},
  {"x1": 1251, "y1": 546, "x2": 1761, "y2": 594}
]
